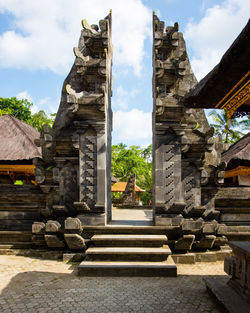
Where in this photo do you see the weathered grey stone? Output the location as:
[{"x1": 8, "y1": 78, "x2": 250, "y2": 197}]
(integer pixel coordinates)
[
  {"x1": 171, "y1": 253, "x2": 196, "y2": 264},
  {"x1": 155, "y1": 214, "x2": 184, "y2": 226},
  {"x1": 217, "y1": 224, "x2": 228, "y2": 235},
  {"x1": 77, "y1": 213, "x2": 106, "y2": 226},
  {"x1": 31, "y1": 13, "x2": 113, "y2": 227},
  {"x1": 32, "y1": 222, "x2": 45, "y2": 234},
  {"x1": 45, "y1": 220, "x2": 61, "y2": 233},
  {"x1": 45, "y1": 234, "x2": 65, "y2": 248},
  {"x1": 225, "y1": 242, "x2": 250, "y2": 302},
  {"x1": 64, "y1": 234, "x2": 86, "y2": 250},
  {"x1": 64, "y1": 217, "x2": 82, "y2": 230},
  {"x1": 182, "y1": 218, "x2": 204, "y2": 234},
  {"x1": 195, "y1": 235, "x2": 216, "y2": 249},
  {"x1": 213, "y1": 235, "x2": 228, "y2": 247},
  {"x1": 31, "y1": 234, "x2": 46, "y2": 246},
  {"x1": 202, "y1": 220, "x2": 218, "y2": 234},
  {"x1": 202, "y1": 209, "x2": 220, "y2": 220},
  {"x1": 195, "y1": 251, "x2": 217, "y2": 262},
  {"x1": 175, "y1": 235, "x2": 195, "y2": 250}
]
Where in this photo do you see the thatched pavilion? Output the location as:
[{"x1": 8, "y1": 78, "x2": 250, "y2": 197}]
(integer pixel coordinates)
[
  {"x1": 0, "y1": 115, "x2": 41, "y2": 184},
  {"x1": 222, "y1": 132, "x2": 250, "y2": 186}
]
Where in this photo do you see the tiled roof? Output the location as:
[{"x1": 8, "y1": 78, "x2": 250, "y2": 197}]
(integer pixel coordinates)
[{"x1": 111, "y1": 182, "x2": 144, "y2": 192}]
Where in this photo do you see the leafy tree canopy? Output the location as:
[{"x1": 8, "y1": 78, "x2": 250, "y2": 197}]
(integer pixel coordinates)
[
  {"x1": 0, "y1": 97, "x2": 55, "y2": 131},
  {"x1": 208, "y1": 109, "x2": 250, "y2": 145},
  {"x1": 112, "y1": 143, "x2": 152, "y2": 204}
]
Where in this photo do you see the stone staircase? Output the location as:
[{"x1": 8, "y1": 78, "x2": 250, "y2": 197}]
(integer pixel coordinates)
[{"x1": 78, "y1": 231, "x2": 177, "y2": 276}]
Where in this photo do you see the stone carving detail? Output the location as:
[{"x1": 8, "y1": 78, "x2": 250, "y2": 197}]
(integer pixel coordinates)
[
  {"x1": 81, "y1": 136, "x2": 97, "y2": 208},
  {"x1": 183, "y1": 169, "x2": 195, "y2": 214},
  {"x1": 164, "y1": 145, "x2": 175, "y2": 208}
]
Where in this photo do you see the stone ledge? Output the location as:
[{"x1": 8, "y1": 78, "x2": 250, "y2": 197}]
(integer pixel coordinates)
[
  {"x1": 204, "y1": 277, "x2": 250, "y2": 313},
  {"x1": 172, "y1": 249, "x2": 232, "y2": 264}
]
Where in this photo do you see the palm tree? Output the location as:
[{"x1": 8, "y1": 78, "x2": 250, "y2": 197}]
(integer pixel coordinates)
[{"x1": 208, "y1": 109, "x2": 250, "y2": 144}]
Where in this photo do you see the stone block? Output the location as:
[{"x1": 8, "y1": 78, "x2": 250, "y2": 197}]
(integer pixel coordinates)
[
  {"x1": 155, "y1": 214, "x2": 184, "y2": 226},
  {"x1": 202, "y1": 220, "x2": 218, "y2": 234},
  {"x1": 31, "y1": 234, "x2": 46, "y2": 246},
  {"x1": 65, "y1": 217, "x2": 82, "y2": 230},
  {"x1": 216, "y1": 250, "x2": 232, "y2": 261},
  {"x1": 64, "y1": 234, "x2": 86, "y2": 250},
  {"x1": 217, "y1": 224, "x2": 228, "y2": 235},
  {"x1": 214, "y1": 236, "x2": 228, "y2": 247},
  {"x1": 45, "y1": 220, "x2": 61, "y2": 233},
  {"x1": 32, "y1": 222, "x2": 45, "y2": 234},
  {"x1": 45, "y1": 235, "x2": 65, "y2": 248},
  {"x1": 182, "y1": 218, "x2": 204, "y2": 234},
  {"x1": 195, "y1": 251, "x2": 217, "y2": 262},
  {"x1": 175, "y1": 234, "x2": 195, "y2": 250},
  {"x1": 171, "y1": 253, "x2": 195, "y2": 264},
  {"x1": 202, "y1": 209, "x2": 220, "y2": 220},
  {"x1": 77, "y1": 213, "x2": 105, "y2": 226},
  {"x1": 195, "y1": 235, "x2": 216, "y2": 249}
]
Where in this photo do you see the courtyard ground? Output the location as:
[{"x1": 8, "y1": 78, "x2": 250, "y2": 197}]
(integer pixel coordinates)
[{"x1": 0, "y1": 255, "x2": 227, "y2": 313}]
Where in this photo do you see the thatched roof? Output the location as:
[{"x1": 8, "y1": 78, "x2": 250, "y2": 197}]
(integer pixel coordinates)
[
  {"x1": 221, "y1": 132, "x2": 250, "y2": 166},
  {"x1": 0, "y1": 115, "x2": 41, "y2": 161}
]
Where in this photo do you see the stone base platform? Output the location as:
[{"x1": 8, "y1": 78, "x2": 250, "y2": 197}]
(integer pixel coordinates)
[
  {"x1": 78, "y1": 258, "x2": 177, "y2": 276},
  {"x1": 204, "y1": 277, "x2": 250, "y2": 313}
]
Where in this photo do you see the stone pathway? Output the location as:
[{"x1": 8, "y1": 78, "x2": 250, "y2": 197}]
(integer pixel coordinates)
[
  {"x1": 0, "y1": 255, "x2": 227, "y2": 313},
  {"x1": 111, "y1": 208, "x2": 153, "y2": 225}
]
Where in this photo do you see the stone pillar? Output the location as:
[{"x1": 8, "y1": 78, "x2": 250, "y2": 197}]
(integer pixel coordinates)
[{"x1": 152, "y1": 13, "x2": 197, "y2": 224}]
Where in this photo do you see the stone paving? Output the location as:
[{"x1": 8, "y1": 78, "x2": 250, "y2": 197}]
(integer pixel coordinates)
[{"x1": 0, "y1": 255, "x2": 227, "y2": 313}]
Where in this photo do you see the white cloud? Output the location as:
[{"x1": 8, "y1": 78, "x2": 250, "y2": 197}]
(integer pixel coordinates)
[
  {"x1": 113, "y1": 109, "x2": 152, "y2": 145},
  {"x1": 16, "y1": 90, "x2": 33, "y2": 103},
  {"x1": 16, "y1": 90, "x2": 39, "y2": 113},
  {"x1": 113, "y1": 85, "x2": 140, "y2": 109},
  {"x1": 184, "y1": 0, "x2": 250, "y2": 80},
  {"x1": 0, "y1": 0, "x2": 151, "y2": 75},
  {"x1": 15, "y1": 91, "x2": 59, "y2": 114}
]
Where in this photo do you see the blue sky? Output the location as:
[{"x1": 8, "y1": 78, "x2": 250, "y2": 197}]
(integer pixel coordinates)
[{"x1": 0, "y1": 0, "x2": 249, "y2": 147}]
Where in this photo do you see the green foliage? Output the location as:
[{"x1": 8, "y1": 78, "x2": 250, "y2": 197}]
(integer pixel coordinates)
[
  {"x1": 0, "y1": 97, "x2": 55, "y2": 131},
  {"x1": 209, "y1": 109, "x2": 250, "y2": 145},
  {"x1": 0, "y1": 97, "x2": 32, "y2": 121},
  {"x1": 30, "y1": 110, "x2": 54, "y2": 131},
  {"x1": 112, "y1": 143, "x2": 152, "y2": 204}
]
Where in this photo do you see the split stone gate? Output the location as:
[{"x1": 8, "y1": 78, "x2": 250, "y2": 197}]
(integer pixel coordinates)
[{"x1": 33, "y1": 12, "x2": 226, "y2": 235}]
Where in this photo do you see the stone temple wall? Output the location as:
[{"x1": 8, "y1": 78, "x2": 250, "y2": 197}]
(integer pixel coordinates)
[{"x1": 0, "y1": 184, "x2": 45, "y2": 247}]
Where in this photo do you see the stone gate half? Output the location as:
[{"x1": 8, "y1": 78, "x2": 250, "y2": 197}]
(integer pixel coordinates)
[
  {"x1": 152, "y1": 13, "x2": 225, "y2": 225},
  {"x1": 34, "y1": 12, "x2": 113, "y2": 228}
]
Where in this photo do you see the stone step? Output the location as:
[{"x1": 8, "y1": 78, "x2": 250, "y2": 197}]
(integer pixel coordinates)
[
  {"x1": 91, "y1": 234, "x2": 168, "y2": 247},
  {"x1": 0, "y1": 231, "x2": 32, "y2": 242},
  {"x1": 83, "y1": 225, "x2": 176, "y2": 238},
  {"x1": 86, "y1": 245, "x2": 172, "y2": 261},
  {"x1": 78, "y1": 258, "x2": 177, "y2": 276},
  {"x1": 0, "y1": 242, "x2": 36, "y2": 249}
]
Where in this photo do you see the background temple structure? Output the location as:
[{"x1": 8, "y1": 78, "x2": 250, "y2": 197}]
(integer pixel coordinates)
[{"x1": 0, "y1": 13, "x2": 249, "y2": 278}]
